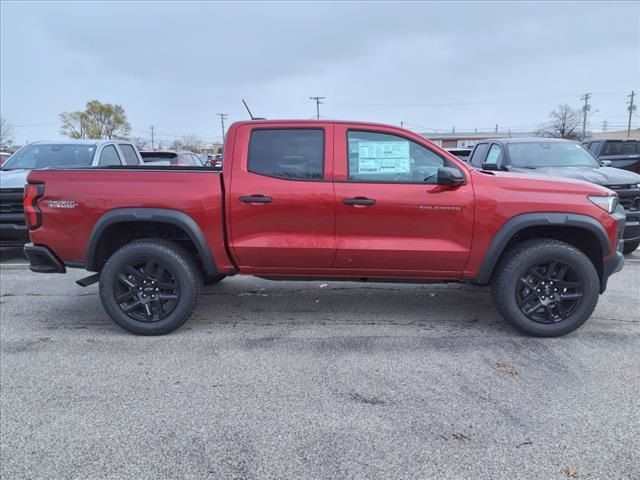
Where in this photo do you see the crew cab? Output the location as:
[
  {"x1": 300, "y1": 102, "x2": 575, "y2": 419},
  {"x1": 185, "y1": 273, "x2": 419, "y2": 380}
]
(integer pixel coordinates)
[
  {"x1": 1, "y1": 139, "x2": 144, "y2": 247},
  {"x1": 584, "y1": 138, "x2": 640, "y2": 174},
  {"x1": 468, "y1": 138, "x2": 640, "y2": 254},
  {"x1": 23, "y1": 121, "x2": 625, "y2": 337}
]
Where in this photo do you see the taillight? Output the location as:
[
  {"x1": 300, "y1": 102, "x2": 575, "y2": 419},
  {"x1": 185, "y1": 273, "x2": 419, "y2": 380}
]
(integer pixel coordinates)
[{"x1": 24, "y1": 183, "x2": 45, "y2": 229}]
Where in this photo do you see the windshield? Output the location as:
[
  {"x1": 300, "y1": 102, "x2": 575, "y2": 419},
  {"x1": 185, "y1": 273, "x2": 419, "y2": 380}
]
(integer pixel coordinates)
[
  {"x1": 507, "y1": 142, "x2": 600, "y2": 169},
  {"x1": 2, "y1": 144, "x2": 97, "y2": 170}
]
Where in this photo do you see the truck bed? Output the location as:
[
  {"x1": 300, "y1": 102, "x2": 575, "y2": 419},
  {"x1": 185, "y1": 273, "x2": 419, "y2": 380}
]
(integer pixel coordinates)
[{"x1": 27, "y1": 168, "x2": 234, "y2": 272}]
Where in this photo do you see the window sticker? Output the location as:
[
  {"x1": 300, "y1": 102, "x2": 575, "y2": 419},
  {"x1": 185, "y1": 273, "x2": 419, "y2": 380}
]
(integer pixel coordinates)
[{"x1": 356, "y1": 140, "x2": 410, "y2": 174}]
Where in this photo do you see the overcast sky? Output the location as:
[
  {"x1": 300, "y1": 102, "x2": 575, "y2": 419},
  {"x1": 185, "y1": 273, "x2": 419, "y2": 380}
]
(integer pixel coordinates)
[{"x1": 1, "y1": 1, "x2": 638, "y2": 145}]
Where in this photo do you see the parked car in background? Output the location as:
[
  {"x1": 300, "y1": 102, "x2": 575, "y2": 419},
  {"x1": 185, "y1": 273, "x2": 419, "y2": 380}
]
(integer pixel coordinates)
[
  {"x1": 23, "y1": 120, "x2": 625, "y2": 337},
  {"x1": 584, "y1": 139, "x2": 640, "y2": 174},
  {"x1": 0, "y1": 151, "x2": 12, "y2": 165},
  {"x1": 140, "y1": 150, "x2": 204, "y2": 167},
  {"x1": 468, "y1": 138, "x2": 640, "y2": 254},
  {"x1": 446, "y1": 147, "x2": 472, "y2": 161},
  {"x1": 0, "y1": 139, "x2": 143, "y2": 247}
]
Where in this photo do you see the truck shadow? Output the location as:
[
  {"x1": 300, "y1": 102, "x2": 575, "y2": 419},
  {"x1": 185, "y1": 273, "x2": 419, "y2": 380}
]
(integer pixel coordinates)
[{"x1": 188, "y1": 279, "x2": 507, "y2": 334}]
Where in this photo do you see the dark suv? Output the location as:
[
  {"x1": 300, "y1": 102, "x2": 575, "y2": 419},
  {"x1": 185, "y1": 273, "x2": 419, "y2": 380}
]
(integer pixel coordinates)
[
  {"x1": 468, "y1": 138, "x2": 640, "y2": 254},
  {"x1": 584, "y1": 139, "x2": 640, "y2": 174}
]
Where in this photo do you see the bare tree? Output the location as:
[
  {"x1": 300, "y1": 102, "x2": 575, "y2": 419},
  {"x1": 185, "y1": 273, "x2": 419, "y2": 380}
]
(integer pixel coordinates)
[
  {"x1": 180, "y1": 135, "x2": 204, "y2": 152},
  {"x1": 538, "y1": 104, "x2": 582, "y2": 140},
  {"x1": 0, "y1": 116, "x2": 14, "y2": 148},
  {"x1": 132, "y1": 137, "x2": 149, "y2": 150}
]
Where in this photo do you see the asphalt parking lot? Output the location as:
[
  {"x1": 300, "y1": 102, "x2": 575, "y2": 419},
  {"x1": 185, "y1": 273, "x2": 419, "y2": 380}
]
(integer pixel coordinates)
[{"x1": 1, "y1": 248, "x2": 639, "y2": 480}]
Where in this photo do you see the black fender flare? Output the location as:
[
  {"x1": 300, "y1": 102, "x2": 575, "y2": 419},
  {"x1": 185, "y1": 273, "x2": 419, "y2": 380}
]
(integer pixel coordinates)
[
  {"x1": 475, "y1": 212, "x2": 611, "y2": 284},
  {"x1": 86, "y1": 208, "x2": 218, "y2": 275}
]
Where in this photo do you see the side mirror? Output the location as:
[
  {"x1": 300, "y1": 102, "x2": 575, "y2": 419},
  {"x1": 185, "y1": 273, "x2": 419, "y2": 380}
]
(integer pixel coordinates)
[
  {"x1": 601, "y1": 160, "x2": 612, "y2": 167},
  {"x1": 482, "y1": 159, "x2": 504, "y2": 171},
  {"x1": 437, "y1": 167, "x2": 465, "y2": 187}
]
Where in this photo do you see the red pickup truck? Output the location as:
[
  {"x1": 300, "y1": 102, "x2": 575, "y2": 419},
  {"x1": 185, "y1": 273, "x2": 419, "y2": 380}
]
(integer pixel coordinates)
[{"x1": 23, "y1": 120, "x2": 625, "y2": 337}]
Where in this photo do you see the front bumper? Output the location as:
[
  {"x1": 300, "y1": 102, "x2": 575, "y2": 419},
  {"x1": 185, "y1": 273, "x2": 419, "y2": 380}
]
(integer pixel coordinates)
[
  {"x1": 23, "y1": 243, "x2": 66, "y2": 274},
  {"x1": 0, "y1": 222, "x2": 29, "y2": 247},
  {"x1": 622, "y1": 209, "x2": 640, "y2": 244},
  {"x1": 601, "y1": 209, "x2": 626, "y2": 292}
]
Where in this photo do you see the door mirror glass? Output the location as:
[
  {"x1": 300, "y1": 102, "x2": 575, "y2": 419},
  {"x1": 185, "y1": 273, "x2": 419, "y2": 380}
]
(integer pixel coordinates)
[{"x1": 437, "y1": 166, "x2": 465, "y2": 187}]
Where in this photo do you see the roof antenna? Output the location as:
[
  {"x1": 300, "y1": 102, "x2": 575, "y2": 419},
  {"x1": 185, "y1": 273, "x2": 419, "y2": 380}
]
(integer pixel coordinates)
[
  {"x1": 242, "y1": 99, "x2": 265, "y2": 120},
  {"x1": 242, "y1": 99, "x2": 255, "y2": 119}
]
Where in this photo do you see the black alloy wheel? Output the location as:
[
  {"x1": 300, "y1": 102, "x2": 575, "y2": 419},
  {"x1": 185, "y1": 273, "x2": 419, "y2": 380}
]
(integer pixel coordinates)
[
  {"x1": 114, "y1": 259, "x2": 180, "y2": 323},
  {"x1": 516, "y1": 260, "x2": 583, "y2": 324},
  {"x1": 99, "y1": 239, "x2": 201, "y2": 335}
]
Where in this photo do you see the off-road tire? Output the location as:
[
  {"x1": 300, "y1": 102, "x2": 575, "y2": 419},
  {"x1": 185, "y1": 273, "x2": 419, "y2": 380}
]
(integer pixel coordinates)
[
  {"x1": 491, "y1": 239, "x2": 599, "y2": 337},
  {"x1": 99, "y1": 239, "x2": 202, "y2": 335}
]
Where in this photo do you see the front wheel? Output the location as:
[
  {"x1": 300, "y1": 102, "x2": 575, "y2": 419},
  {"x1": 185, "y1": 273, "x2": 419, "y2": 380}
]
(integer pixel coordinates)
[
  {"x1": 623, "y1": 240, "x2": 639, "y2": 255},
  {"x1": 491, "y1": 239, "x2": 599, "y2": 337},
  {"x1": 99, "y1": 239, "x2": 202, "y2": 335}
]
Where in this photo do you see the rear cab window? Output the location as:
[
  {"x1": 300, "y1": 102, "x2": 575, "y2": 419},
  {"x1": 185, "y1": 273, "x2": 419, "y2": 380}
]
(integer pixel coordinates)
[{"x1": 248, "y1": 129, "x2": 324, "y2": 180}]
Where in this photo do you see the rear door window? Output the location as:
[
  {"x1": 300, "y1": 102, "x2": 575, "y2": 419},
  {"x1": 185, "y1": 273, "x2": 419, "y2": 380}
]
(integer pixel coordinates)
[
  {"x1": 98, "y1": 145, "x2": 122, "y2": 166},
  {"x1": 248, "y1": 129, "x2": 324, "y2": 180}
]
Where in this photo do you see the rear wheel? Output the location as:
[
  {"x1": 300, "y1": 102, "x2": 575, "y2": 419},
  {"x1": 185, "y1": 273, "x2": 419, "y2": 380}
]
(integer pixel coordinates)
[
  {"x1": 623, "y1": 240, "x2": 639, "y2": 255},
  {"x1": 491, "y1": 239, "x2": 599, "y2": 337},
  {"x1": 99, "y1": 239, "x2": 202, "y2": 335}
]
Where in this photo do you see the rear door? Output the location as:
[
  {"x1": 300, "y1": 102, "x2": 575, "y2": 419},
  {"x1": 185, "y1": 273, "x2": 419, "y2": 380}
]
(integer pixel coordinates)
[
  {"x1": 332, "y1": 125, "x2": 474, "y2": 275},
  {"x1": 227, "y1": 124, "x2": 336, "y2": 270}
]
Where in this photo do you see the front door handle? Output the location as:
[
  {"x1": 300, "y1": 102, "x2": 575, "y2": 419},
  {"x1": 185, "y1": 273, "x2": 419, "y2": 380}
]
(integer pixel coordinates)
[
  {"x1": 240, "y1": 195, "x2": 272, "y2": 204},
  {"x1": 343, "y1": 197, "x2": 376, "y2": 206}
]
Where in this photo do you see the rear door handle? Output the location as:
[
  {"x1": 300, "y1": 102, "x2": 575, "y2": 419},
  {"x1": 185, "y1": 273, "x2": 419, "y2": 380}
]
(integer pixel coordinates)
[
  {"x1": 343, "y1": 197, "x2": 376, "y2": 206},
  {"x1": 239, "y1": 195, "x2": 272, "y2": 204}
]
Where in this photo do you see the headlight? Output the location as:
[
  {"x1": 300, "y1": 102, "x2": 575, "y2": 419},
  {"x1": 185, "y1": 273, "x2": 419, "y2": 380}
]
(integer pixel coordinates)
[{"x1": 588, "y1": 195, "x2": 619, "y2": 214}]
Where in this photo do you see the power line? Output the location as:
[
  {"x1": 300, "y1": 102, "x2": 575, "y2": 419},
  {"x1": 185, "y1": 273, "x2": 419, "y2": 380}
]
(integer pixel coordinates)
[
  {"x1": 150, "y1": 125, "x2": 155, "y2": 149},
  {"x1": 309, "y1": 96, "x2": 325, "y2": 120},
  {"x1": 325, "y1": 92, "x2": 628, "y2": 108}
]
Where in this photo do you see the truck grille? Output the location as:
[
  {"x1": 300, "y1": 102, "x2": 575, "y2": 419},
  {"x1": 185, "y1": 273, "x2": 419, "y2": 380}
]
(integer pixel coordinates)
[
  {"x1": 0, "y1": 188, "x2": 25, "y2": 218},
  {"x1": 609, "y1": 185, "x2": 640, "y2": 212}
]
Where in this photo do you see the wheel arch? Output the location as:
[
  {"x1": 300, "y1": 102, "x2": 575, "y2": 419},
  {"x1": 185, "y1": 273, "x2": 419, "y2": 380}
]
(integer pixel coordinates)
[
  {"x1": 86, "y1": 208, "x2": 218, "y2": 276},
  {"x1": 475, "y1": 213, "x2": 610, "y2": 287}
]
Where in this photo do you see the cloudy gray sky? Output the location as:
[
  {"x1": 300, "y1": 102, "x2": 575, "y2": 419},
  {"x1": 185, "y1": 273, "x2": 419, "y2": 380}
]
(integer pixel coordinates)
[{"x1": 1, "y1": 0, "x2": 638, "y2": 145}]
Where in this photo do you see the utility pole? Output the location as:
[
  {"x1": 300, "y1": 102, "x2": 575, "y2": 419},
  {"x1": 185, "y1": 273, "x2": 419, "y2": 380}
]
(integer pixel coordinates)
[
  {"x1": 627, "y1": 90, "x2": 636, "y2": 138},
  {"x1": 400, "y1": 121, "x2": 404, "y2": 128},
  {"x1": 217, "y1": 113, "x2": 228, "y2": 141},
  {"x1": 309, "y1": 96, "x2": 325, "y2": 120},
  {"x1": 150, "y1": 125, "x2": 155, "y2": 149},
  {"x1": 581, "y1": 92, "x2": 591, "y2": 139},
  {"x1": 495, "y1": 124, "x2": 498, "y2": 134}
]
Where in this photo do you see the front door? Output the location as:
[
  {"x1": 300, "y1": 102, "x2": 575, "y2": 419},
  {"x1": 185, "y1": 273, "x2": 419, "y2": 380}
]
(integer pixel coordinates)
[
  {"x1": 332, "y1": 126, "x2": 474, "y2": 276},
  {"x1": 227, "y1": 124, "x2": 336, "y2": 270}
]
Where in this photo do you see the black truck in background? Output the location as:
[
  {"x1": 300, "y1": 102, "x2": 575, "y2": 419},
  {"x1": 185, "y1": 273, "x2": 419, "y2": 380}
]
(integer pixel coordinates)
[
  {"x1": 468, "y1": 137, "x2": 640, "y2": 254},
  {"x1": 584, "y1": 139, "x2": 640, "y2": 174}
]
